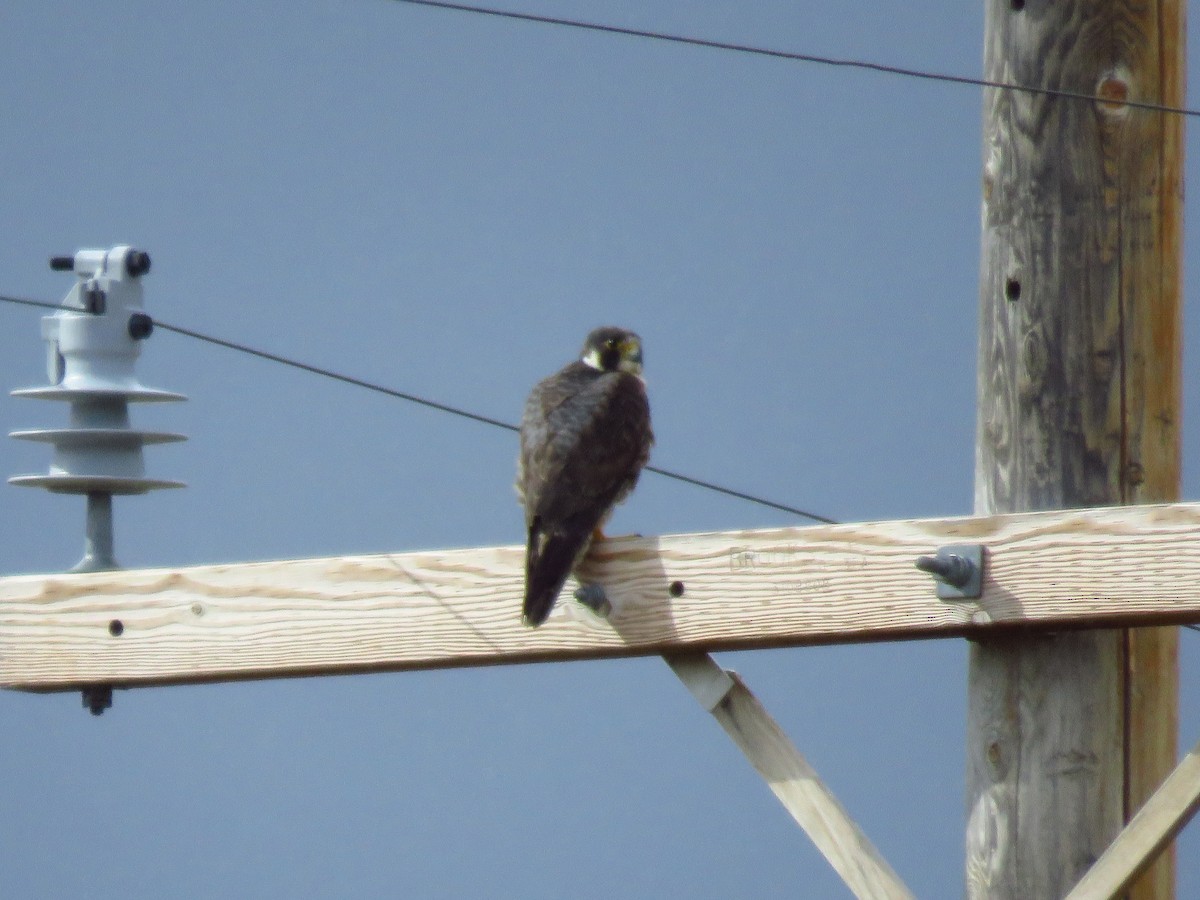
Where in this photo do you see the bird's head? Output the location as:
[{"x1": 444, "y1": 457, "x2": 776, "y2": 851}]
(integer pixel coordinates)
[{"x1": 580, "y1": 326, "x2": 644, "y2": 377}]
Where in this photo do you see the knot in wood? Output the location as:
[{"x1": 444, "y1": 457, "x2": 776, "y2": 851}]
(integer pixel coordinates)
[
  {"x1": 984, "y1": 738, "x2": 1010, "y2": 780},
  {"x1": 1091, "y1": 349, "x2": 1116, "y2": 384},
  {"x1": 1095, "y1": 70, "x2": 1132, "y2": 117},
  {"x1": 1019, "y1": 324, "x2": 1049, "y2": 398}
]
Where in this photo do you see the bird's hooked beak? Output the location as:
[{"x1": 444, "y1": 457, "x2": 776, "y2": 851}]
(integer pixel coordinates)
[{"x1": 618, "y1": 337, "x2": 644, "y2": 376}]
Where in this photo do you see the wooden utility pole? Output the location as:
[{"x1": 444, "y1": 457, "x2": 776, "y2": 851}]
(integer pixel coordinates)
[{"x1": 969, "y1": 2, "x2": 1184, "y2": 898}]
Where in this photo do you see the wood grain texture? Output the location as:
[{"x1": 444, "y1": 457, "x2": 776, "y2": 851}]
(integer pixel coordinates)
[
  {"x1": 1064, "y1": 740, "x2": 1200, "y2": 900},
  {"x1": 971, "y1": 2, "x2": 1183, "y2": 898},
  {"x1": 666, "y1": 652, "x2": 915, "y2": 900},
  {"x1": 1111, "y1": 2, "x2": 1185, "y2": 897},
  {"x1": 2, "y1": 502, "x2": 1200, "y2": 692},
  {"x1": 1126, "y1": 623, "x2": 1180, "y2": 900}
]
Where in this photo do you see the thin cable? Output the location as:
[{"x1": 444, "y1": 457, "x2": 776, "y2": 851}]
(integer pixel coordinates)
[
  {"x1": 390, "y1": 0, "x2": 1200, "y2": 120},
  {"x1": 0, "y1": 293, "x2": 834, "y2": 521},
  {"x1": 153, "y1": 318, "x2": 520, "y2": 433},
  {"x1": 0, "y1": 294, "x2": 67, "y2": 313},
  {"x1": 152, "y1": 318, "x2": 836, "y2": 523},
  {"x1": 643, "y1": 467, "x2": 836, "y2": 524}
]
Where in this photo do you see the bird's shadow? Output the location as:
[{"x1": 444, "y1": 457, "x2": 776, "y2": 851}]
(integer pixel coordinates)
[{"x1": 567, "y1": 533, "x2": 678, "y2": 647}]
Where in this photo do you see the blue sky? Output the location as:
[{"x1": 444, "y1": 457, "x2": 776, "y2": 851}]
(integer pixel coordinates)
[{"x1": 1, "y1": 2, "x2": 1197, "y2": 897}]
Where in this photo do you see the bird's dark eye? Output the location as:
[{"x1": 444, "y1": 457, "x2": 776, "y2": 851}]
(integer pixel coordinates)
[{"x1": 605, "y1": 338, "x2": 618, "y2": 349}]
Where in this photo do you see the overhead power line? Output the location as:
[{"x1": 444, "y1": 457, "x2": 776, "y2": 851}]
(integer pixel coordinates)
[
  {"x1": 0, "y1": 294, "x2": 61, "y2": 313},
  {"x1": 157, "y1": 320, "x2": 838, "y2": 523},
  {"x1": 154, "y1": 319, "x2": 520, "y2": 433},
  {"x1": 389, "y1": 0, "x2": 1200, "y2": 119},
  {"x1": 0, "y1": 293, "x2": 836, "y2": 524}
]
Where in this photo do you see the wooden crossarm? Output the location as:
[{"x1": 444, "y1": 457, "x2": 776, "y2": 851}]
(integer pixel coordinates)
[{"x1": 2, "y1": 501, "x2": 1200, "y2": 692}]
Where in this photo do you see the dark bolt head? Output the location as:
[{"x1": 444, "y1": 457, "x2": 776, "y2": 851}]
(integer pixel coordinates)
[
  {"x1": 915, "y1": 553, "x2": 975, "y2": 588},
  {"x1": 49, "y1": 255, "x2": 75, "y2": 272},
  {"x1": 128, "y1": 312, "x2": 154, "y2": 340},
  {"x1": 82, "y1": 685, "x2": 113, "y2": 716},
  {"x1": 124, "y1": 249, "x2": 151, "y2": 277}
]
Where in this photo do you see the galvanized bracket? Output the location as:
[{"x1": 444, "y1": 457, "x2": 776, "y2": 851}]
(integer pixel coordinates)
[{"x1": 915, "y1": 543, "x2": 985, "y2": 601}]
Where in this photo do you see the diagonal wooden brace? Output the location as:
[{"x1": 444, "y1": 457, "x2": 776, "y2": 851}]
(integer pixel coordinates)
[
  {"x1": 1063, "y1": 738, "x2": 1200, "y2": 900},
  {"x1": 664, "y1": 651, "x2": 914, "y2": 900}
]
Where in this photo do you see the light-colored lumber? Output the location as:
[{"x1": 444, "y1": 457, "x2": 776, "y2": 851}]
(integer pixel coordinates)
[
  {"x1": 666, "y1": 652, "x2": 914, "y2": 900},
  {"x1": 1065, "y1": 739, "x2": 1200, "y2": 900},
  {"x1": 2, "y1": 501, "x2": 1200, "y2": 691}
]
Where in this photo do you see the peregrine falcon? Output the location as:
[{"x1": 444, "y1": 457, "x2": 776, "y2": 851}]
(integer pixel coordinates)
[{"x1": 516, "y1": 327, "x2": 653, "y2": 626}]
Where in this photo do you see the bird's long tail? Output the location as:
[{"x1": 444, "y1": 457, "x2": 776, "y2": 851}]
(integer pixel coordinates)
[{"x1": 523, "y1": 519, "x2": 588, "y2": 626}]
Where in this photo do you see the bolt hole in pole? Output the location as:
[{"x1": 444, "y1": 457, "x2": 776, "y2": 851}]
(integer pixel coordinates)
[{"x1": 1005, "y1": 278, "x2": 1021, "y2": 302}]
